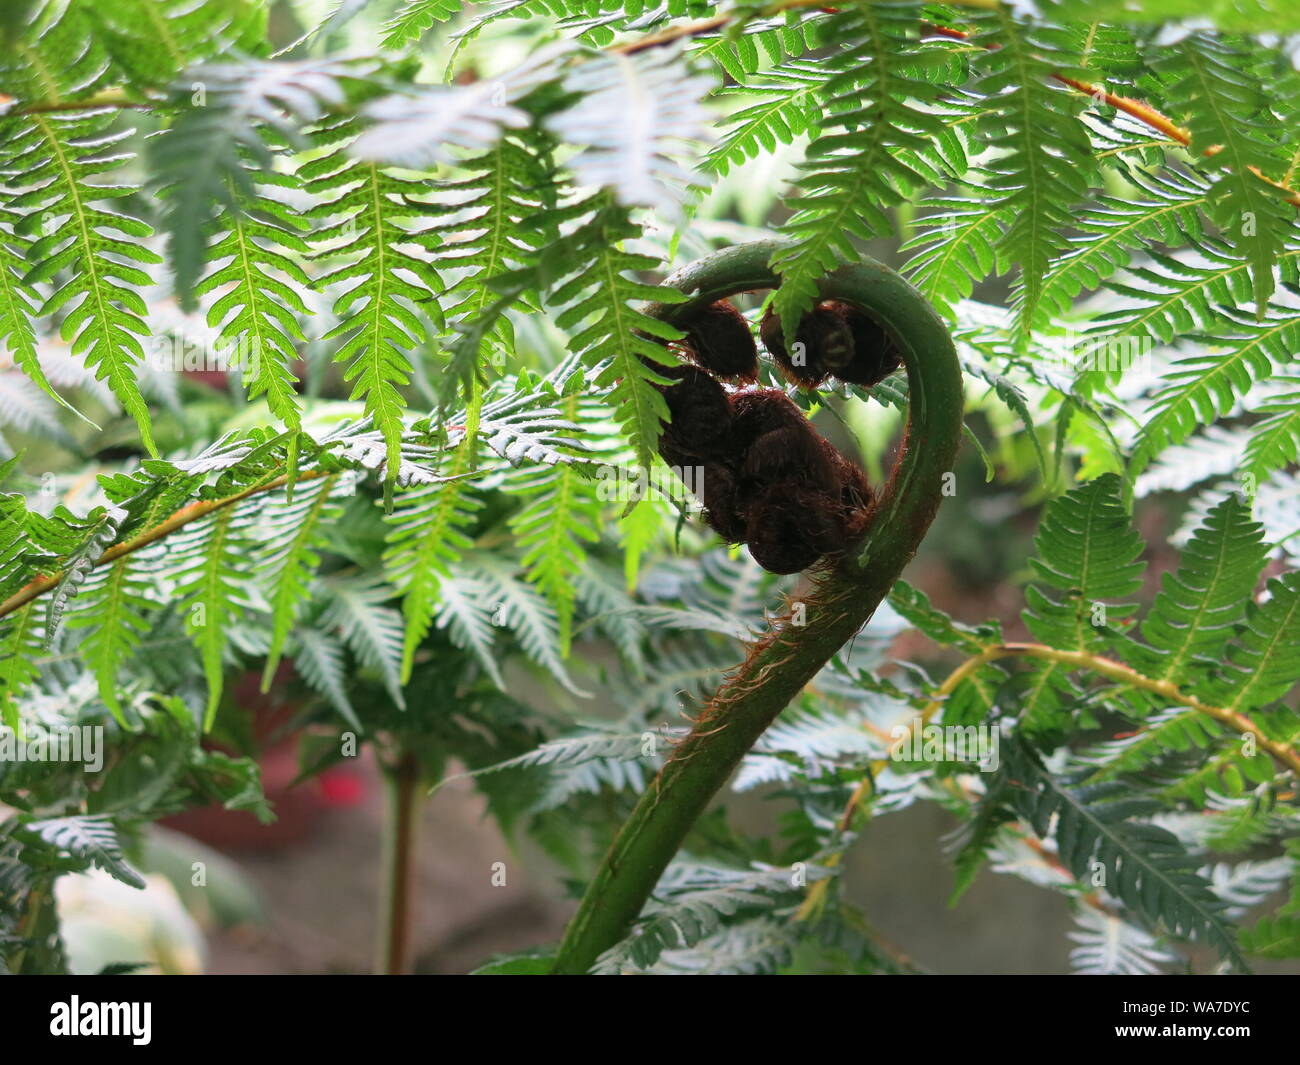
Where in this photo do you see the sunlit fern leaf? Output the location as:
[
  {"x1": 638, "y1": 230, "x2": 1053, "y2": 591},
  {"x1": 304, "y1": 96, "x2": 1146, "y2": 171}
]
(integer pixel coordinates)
[
  {"x1": 1019, "y1": 474, "x2": 1145, "y2": 734},
  {"x1": 1024, "y1": 473, "x2": 1145, "y2": 654},
  {"x1": 1092, "y1": 237, "x2": 1300, "y2": 348},
  {"x1": 900, "y1": 192, "x2": 1008, "y2": 312},
  {"x1": 1243, "y1": 391, "x2": 1300, "y2": 485},
  {"x1": 704, "y1": 62, "x2": 826, "y2": 177},
  {"x1": 1053, "y1": 0, "x2": 1300, "y2": 33},
  {"x1": 87, "y1": 0, "x2": 265, "y2": 90},
  {"x1": 969, "y1": 8, "x2": 1097, "y2": 332},
  {"x1": 192, "y1": 166, "x2": 312, "y2": 457},
  {"x1": 770, "y1": 5, "x2": 953, "y2": 337},
  {"x1": 507, "y1": 397, "x2": 601, "y2": 655},
  {"x1": 318, "y1": 574, "x2": 406, "y2": 709},
  {"x1": 689, "y1": 11, "x2": 825, "y2": 81},
  {"x1": 0, "y1": 0, "x2": 114, "y2": 101},
  {"x1": 1153, "y1": 33, "x2": 1292, "y2": 311},
  {"x1": 419, "y1": 138, "x2": 550, "y2": 396},
  {"x1": 544, "y1": 197, "x2": 681, "y2": 469},
  {"x1": 304, "y1": 118, "x2": 444, "y2": 504},
  {"x1": 1130, "y1": 494, "x2": 1268, "y2": 686},
  {"x1": 1132, "y1": 308, "x2": 1300, "y2": 476},
  {"x1": 380, "y1": 0, "x2": 465, "y2": 49},
  {"x1": 1036, "y1": 169, "x2": 1212, "y2": 326},
  {"x1": 5, "y1": 112, "x2": 161, "y2": 454},
  {"x1": 67, "y1": 546, "x2": 160, "y2": 723},
  {"x1": 0, "y1": 206, "x2": 84, "y2": 420},
  {"x1": 384, "y1": 398, "x2": 483, "y2": 681},
  {"x1": 0, "y1": 598, "x2": 46, "y2": 731},
  {"x1": 545, "y1": 46, "x2": 713, "y2": 220},
  {"x1": 150, "y1": 56, "x2": 372, "y2": 306}
]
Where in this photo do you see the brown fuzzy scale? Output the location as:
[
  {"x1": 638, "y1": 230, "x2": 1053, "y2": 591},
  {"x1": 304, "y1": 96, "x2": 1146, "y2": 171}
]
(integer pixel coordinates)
[
  {"x1": 653, "y1": 363, "x2": 732, "y2": 464},
  {"x1": 759, "y1": 305, "x2": 853, "y2": 388},
  {"x1": 821, "y1": 300, "x2": 903, "y2": 387},
  {"x1": 651, "y1": 372, "x2": 876, "y2": 575},
  {"x1": 678, "y1": 300, "x2": 759, "y2": 382},
  {"x1": 700, "y1": 463, "x2": 746, "y2": 542},
  {"x1": 739, "y1": 423, "x2": 838, "y2": 496},
  {"x1": 743, "y1": 483, "x2": 839, "y2": 574}
]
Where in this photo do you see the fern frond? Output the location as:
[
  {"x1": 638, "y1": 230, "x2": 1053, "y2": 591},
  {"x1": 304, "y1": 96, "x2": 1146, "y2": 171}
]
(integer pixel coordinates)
[
  {"x1": 970, "y1": 8, "x2": 1097, "y2": 328},
  {"x1": 704, "y1": 62, "x2": 825, "y2": 177},
  {"x1": 1131, "y1": 494, "x2": 1268, "y2": 685},
  {"x1": 303, "y1": 119, "x2": 445, "y2": 503},
  {"x1": 1132, "y1": 308, "x2": 1300, "y2": 474},
  {"x1": 545, "y1": 46, "x2": 713, "y2": 219},
  {"x1": 1153, "y1": 33, "x2": 1293, "y2": 309},
  {"x1": 769, "y1": 5, "x2": 953, "y2": 336},
  {"x1": 5, "y1": 111, "x2": 161, "y2": 453},
  {"x1": 1004, "y1": 740, "x2": 1245, "y2": 970},
  {"x1": 169, "y1": 500, "x2": 256, "y2": 729},
  {"x1": 1210, "y1": 570, "x2": 1300, "y2": 714},
  {"x1": 1036, "y1": 168, "x2": 1211, "y2": 325},
  {"x1": 319, "y1": 574, "x2": 407, "y2": 710},
  {"x1": 16, "y1": 814, "x2": 143, "y2": 889},
  {"x1": 381, "y1": 0, "x2": 465, "y2": 49},
  {"x1": 546, "y1": 196, "x2": 681, "y2": 469},
  {"x1": 257, "y1": 473, "x2": 344, "y2": 688}
]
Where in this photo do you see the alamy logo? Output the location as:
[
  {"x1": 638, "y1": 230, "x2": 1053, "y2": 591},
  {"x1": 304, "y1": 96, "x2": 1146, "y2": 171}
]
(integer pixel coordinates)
[
  {"x1": 49, "y1": 997, "x2": 151, "y2": 1045},
  {"x1": 0, "y1": 725, "x2": 103, "y2": 772},
  {"x1": 890, "y1": 716, "x2": 1001, "y2": 773}
]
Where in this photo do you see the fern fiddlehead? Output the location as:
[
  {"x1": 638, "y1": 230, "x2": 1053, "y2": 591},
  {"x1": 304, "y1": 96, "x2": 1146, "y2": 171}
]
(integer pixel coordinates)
[{"x1": 549, "y1": 240, "x2": 964, "y2": 973}]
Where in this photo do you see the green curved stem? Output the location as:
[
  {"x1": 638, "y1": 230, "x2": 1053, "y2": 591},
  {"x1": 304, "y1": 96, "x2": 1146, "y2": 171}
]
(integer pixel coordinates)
[{"x1": 549, "y1": 241, "x2": 965, "y2": 974}]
